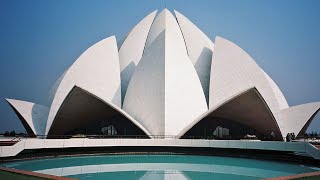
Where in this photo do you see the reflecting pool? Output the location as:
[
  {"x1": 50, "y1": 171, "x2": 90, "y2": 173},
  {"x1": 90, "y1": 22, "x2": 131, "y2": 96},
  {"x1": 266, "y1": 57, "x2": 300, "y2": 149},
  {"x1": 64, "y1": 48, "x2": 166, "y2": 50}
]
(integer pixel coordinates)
[{"x1": 2, "y1": 155, "x2": 319, "y2": 179}]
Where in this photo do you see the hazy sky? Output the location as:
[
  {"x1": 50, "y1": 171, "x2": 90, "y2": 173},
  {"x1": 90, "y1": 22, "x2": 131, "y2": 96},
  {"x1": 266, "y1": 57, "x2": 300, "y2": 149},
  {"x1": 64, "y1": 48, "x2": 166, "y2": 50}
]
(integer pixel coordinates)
[{"x1": 0, "y1": 0, "x2": 319, "y2": 133}]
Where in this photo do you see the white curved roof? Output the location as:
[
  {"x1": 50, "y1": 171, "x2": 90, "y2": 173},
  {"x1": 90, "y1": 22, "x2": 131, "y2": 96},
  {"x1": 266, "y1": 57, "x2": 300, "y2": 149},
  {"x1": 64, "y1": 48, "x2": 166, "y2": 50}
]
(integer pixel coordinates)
[
  {"x1": 174, "y1": 10, "x2": 214, "y2": 104},
  {"x1": 6, "y1": 98, "x2": 49, "y2": 135},
  {"x1": 119, "y1": 10, "x2": 157, "y2": 104},
  {"x1": 262, "y1": 70, "x2": 289, "y2": 110},
  {"x1": 276, "y1": 102, "x2": 320, "y2": 137},
  {"x1": 209, "y1": 37, "x2": 280, "y2": 115},
  {"x1": 46, "y1": 36, "x2": 121, "y2": 135},
  {"x1": 123, "y1": 9, "x2": 208, "y2": 136}
]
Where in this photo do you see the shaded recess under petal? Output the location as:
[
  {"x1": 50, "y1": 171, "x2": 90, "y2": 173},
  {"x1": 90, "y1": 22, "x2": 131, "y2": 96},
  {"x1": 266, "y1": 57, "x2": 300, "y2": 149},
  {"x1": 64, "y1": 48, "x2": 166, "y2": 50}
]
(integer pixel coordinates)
[
  {"x1": 48, "y1": 86, "x2": 150, "y2": 136},
  {"x1": 178, "y1": 88, "x2": 282, "y2": 140}
]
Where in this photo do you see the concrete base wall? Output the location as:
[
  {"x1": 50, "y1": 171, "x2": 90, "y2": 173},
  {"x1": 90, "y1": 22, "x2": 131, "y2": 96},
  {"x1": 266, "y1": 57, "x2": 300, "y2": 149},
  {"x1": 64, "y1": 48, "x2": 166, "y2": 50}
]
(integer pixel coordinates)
[{"x1": 1, "y1": 139, "x2": 319, "y2": 160}]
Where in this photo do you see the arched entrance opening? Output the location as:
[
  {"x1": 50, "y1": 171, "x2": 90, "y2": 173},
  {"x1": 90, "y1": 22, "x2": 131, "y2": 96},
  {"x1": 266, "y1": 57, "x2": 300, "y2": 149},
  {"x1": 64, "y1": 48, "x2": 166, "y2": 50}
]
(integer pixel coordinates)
[
  {"x1": 47, "y1": 86, "x2": 148, "y2": 138},
  {"x1": 182, "y1": 88, "x2": 282, "y2": 141}
]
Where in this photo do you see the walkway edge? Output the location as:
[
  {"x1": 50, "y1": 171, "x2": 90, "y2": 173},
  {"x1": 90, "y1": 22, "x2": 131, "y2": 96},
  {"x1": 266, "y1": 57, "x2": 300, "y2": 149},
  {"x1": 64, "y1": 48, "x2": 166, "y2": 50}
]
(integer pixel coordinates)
[{"x1": 0, "y1": 166, "x2": 77, "y2": 180}]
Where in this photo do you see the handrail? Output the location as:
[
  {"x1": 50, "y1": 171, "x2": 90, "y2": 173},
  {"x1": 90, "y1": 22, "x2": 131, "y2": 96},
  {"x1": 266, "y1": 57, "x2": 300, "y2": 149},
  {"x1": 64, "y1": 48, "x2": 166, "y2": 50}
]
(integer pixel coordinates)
[
  {"x1": 1, "y1": 134, "x2": 284, "y2": 140},
  {"x1": 4, "y1": 134, "x2": 320, "y2": 142},
  {"x1": 30, "y1": 134, "x2": 272, "y2": 140}
]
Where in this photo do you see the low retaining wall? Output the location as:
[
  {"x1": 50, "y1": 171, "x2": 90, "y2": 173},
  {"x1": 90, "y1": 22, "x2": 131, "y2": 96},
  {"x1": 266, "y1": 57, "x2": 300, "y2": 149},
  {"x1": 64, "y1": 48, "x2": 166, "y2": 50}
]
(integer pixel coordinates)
[{"x1": 1, "y1": 139, "x2": 320, "y2": 160}]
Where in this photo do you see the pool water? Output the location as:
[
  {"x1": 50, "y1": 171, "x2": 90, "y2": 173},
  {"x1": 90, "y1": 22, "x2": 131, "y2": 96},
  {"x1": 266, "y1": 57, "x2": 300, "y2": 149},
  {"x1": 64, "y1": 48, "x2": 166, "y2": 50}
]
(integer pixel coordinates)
[{"x1": 2, "y1": 154, "x2": 319, "y2": 179}]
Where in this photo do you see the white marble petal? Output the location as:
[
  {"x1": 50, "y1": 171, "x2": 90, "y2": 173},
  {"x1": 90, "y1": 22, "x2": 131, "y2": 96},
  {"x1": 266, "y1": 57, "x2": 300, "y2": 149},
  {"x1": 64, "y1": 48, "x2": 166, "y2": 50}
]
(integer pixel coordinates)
[
  {"x1": 262, "y1": 70, "x2": 289, "y2": 110},
  {"x1": 276, "y1": 102, "x2": 320, "y2": 137},
  {"x1": 209, "y1": 36, "x2": 280, "y2": 115},
  {"x1": 119, "y1": 10, "x2": 157, "y2": 104},
  {"x1": 6, "y1": 98, "x2": 49, "y2": 136},
  {"x1": 46, "y1": 36, "x2": 121, "y2": 135},
  {"x1": 175, "y1": 10, "x2": 214, "y2": 104},
  {"x1": 123, "y1": 9, "x2": 208, "y2": 137}
]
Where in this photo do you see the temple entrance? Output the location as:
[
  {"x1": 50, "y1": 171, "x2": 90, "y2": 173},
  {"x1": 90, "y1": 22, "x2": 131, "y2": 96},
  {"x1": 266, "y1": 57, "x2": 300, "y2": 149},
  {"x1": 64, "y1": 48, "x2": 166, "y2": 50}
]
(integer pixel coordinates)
[
  {"x1": 48, "y1": 86, "x2": 148, "y2": 138},
  {"x1": 180, "y1": 88, "x2": 282, "y2": 141},
  {"x1": 182, "y1": 117, "x2": 263, "y2": 140}
]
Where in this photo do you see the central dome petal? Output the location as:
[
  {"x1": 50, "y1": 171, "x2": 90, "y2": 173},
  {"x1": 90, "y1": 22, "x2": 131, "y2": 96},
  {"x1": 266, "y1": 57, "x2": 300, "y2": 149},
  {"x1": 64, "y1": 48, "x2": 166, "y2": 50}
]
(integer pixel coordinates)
[{"x1": 123, "y1": 9, "x2": 208, "y2": 137}]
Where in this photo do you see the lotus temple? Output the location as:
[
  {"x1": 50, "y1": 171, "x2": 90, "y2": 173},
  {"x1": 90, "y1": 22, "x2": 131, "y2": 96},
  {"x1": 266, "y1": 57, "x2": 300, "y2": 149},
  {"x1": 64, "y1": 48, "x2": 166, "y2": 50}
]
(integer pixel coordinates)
[
  {"x1": 4, "y1": 9, "x2": 320, "y2": 141},
  {"x1": 2, "y1": 8, "x2": 320, "y2": 180}
]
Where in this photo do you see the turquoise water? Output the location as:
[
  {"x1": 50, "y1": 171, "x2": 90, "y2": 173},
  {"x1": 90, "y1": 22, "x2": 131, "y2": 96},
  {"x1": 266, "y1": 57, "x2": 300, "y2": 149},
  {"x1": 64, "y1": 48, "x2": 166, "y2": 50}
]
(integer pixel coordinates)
[{"x1": 2, "y1": 154, "x2": 319, "y2": 179}]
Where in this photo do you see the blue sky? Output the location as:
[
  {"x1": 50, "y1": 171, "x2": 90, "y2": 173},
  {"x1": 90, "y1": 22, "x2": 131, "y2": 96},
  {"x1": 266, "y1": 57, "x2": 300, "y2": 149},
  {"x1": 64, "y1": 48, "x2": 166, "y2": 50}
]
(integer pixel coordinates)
[{"x1": 0, "y1": 0, "x2": 319, "y2": 133}]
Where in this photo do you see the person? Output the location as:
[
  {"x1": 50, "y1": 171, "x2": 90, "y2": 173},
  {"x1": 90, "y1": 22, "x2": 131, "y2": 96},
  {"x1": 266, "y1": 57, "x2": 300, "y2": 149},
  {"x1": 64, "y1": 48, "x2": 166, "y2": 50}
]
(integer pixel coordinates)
[
  {"x1": 286, "y1": 133, "x2": 292, "y2": 142},
  {"x1": 291, "y1": 133, "x2": 296, "y2": 140},
  {"x1": 270, "y1": 131, "x2": 275, "y2": 141}
]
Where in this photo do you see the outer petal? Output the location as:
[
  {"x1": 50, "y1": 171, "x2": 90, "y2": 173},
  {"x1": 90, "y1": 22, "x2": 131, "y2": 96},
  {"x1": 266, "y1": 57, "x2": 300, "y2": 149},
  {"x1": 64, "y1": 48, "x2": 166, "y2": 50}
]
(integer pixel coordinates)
[
  {"x1": 262, "y1": 70, "x2": 289, "y2": 110},
  {"x1": 48, "y1": 68, "x2": 68, "y2": 104},
  {"x1": 123, "y1": 9, "x2": 208, "y2": 137},
  {"x1": 175, "y1": 10, "x2": 214, "y2": 103},
  {"x1": 6, "y1": 98, "x2": 49, "y2": 136},
  {"x1": 119, "y1": 10, "x2": 157, "y2": 103},
  {"x1": 209, "y1": 37, "x2": 280, "y2": 115},
  {"x1": 46, "y1": 36, "x2": 121, "y2": 135},
  {"x1": 276, "y1": 102, "x2": 320, "y2": 137}
]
